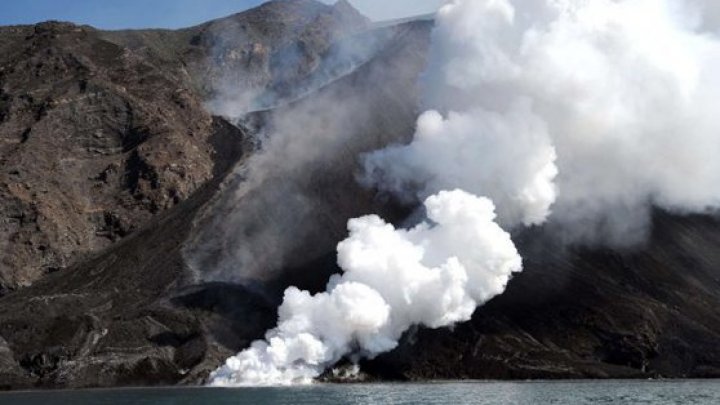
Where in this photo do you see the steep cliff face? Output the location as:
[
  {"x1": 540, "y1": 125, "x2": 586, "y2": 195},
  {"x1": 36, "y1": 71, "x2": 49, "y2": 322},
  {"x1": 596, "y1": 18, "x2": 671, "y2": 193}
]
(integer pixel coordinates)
[
  {"x1": 101, "y1": 0, "x2": 372, "y2": 111},
  {"x1": 0, "y1": 0, "x2": 370, "y2": 293},
  {"x1": 0, "y1": 21, "x2": 222, "y2": 292},
  {"x1": 1, "y1": 0, "x2": 720, "y2": 391}
]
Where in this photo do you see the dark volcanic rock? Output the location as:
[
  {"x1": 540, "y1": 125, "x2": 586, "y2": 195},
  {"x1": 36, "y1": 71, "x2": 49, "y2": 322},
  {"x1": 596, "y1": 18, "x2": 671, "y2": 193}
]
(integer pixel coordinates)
[
  {"x1": 364, "y1": 212, "x2": 720, "y2": 380},
  {"x1": 0, "y1": 106, "x2": 252, "y2": 387},
  {"x1": 101, "y1": 0, "x2": 371, "y2": 108},
  {"x1": 0, "y1": 8, "x2": 433, "y2": 388},
  {"x1": 0, "y1": 21, "x2": 223, "y2": 292},
  {"x1": 0, "y1": 176, "x2": 275, "y2": 388},
  {"x1": 184, "y1": 19, "x2": 432, "y2": 287}
]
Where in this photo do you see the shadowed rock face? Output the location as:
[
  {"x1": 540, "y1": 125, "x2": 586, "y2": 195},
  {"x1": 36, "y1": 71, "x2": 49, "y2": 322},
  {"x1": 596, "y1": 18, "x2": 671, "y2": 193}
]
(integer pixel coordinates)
[
  {"x1": 0, "y1": 21, "x2": 218, "y2": 292},
  {"x1": 364, "y1": 212, "x2": 720, "y2": 380},
  {"x1": 1, "y1": 0, "x2": 720, "y2": 390}
]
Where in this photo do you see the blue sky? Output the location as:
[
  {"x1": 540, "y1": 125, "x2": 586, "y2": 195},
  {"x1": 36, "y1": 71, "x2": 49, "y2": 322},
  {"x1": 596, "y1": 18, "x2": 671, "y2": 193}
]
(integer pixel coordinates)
[{"x1": 0, "y1": 0, "x2": 443, "y2": 30}]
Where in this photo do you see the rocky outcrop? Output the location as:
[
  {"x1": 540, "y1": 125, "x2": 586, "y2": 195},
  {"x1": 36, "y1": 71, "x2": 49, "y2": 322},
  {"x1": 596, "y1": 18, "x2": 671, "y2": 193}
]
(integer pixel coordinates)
[
  {"x1": 0, "y1": 21, "x2": 220, "y2": 292},
  {"x1": 101, "y1": 0, "x2": 372, "y2": 109}
]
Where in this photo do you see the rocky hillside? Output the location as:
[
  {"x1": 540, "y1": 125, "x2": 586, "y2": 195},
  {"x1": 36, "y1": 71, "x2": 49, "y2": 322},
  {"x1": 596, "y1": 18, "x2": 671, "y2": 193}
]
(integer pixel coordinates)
[
  {"x1": 0, "y1": 0, "x2": 371, "y2": 294},
  {"x1": 0, "y1": 21, "x2": 227, "y2": 292},
  {"x1": 0, "y1": 0, "x2": 432, "y2": 388},
  {"x1": 365, "y1": 212, "x2": 720, "y2": 380},
  {"x1": 101, "y1": 0, "x2": 371, "y2": 111},
  {"x1": 1, "y1": 0, "x2": 720, "y2": 390}
]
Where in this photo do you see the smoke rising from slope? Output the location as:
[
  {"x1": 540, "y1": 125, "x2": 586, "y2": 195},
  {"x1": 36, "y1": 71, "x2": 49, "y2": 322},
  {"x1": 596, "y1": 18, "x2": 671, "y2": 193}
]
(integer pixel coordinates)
[
  {"x1": 185, "y1": 20, "x2": 430, "y2": 284},
  {"x1": 210, "y1": 0, "x2": 720, "y2": 386},
  {"x1": 210, "y1": 190, "x2": 522, "y2": 385},
  {"x1": 365, "y1": 0, "x2": 720, "y2": 245},
  {"x1": 206, "y1": 26, "x2": 395, "y2": 116},
  {"x1": 364, "y1": 105, "x2": 558, "y2": 227},
  {"x1": 187, "y1": 87, "x2": 378, "y2": 283},
  {"x1": 209, "y1": 0, "x2": 526, "y2": 387}
]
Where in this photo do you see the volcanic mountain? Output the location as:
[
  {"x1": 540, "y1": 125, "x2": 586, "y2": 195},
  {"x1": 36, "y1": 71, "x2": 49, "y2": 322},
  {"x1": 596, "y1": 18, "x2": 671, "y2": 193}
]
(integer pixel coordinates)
[{"x1": 0, "y1": 0, "x2": 719, "y2": 389}]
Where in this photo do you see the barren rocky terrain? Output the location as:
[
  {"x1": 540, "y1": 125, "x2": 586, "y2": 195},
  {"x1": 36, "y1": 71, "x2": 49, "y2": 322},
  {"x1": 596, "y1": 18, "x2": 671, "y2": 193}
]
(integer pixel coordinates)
[{"x1": 1, "y1": 0, "x2": 720, "y2": 389}]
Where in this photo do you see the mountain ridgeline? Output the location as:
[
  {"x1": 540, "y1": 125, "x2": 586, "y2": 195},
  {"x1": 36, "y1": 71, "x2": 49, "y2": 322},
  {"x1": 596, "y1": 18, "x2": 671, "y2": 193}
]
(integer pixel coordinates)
[{"x1": 0, "y1": 0, "x2": 719, "y2": 389}]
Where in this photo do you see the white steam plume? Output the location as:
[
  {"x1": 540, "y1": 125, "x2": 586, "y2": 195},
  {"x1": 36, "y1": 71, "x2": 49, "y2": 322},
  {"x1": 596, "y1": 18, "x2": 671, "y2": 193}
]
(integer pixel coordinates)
[
  {"x1": 365, "y1": 0, "x2": 720, "y2": 244},
  {"x1": 210, "y1": 0, "x2": 720, "y2": 387},
  {"x1": 210, "y1": 190, "x2": 522, "y2": 386},
  {"x1": 364, "y1": 104, "x2": 558, "y2": 227}
]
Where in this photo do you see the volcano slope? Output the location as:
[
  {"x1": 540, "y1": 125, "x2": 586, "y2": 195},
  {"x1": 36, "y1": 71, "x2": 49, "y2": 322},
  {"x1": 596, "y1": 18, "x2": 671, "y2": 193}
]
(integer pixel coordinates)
[
  {"x1": 364, "y1": 212, "x2": 720, "y2": 380},
  {"x1": 0, "y1": 0, "x2": 720, "y2": 390},
  {"x1": 0, "y1": 1, "x2": 432, "y2": 387},
  {"x1": 0, "y1": 21, "x2": 222, "y2": 293}
]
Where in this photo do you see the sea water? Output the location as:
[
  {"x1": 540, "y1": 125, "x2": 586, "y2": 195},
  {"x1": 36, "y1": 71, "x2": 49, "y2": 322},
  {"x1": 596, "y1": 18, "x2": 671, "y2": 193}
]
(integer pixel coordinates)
[{"x1": 2, "y1": 380, "x2": 719, "y2": 404}]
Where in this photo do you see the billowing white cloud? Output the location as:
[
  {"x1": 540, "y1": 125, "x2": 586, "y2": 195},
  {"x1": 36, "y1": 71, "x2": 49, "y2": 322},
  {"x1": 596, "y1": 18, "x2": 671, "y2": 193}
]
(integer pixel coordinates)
[
  {"x1": 365, "y1": 0, "x2": 720, "y2": 245},
  {"x1": 210, "y1": 190, "x2": 522, "y2": 386},
  {"x1": 209, "y1": 0, "x2": 720, "y2": 388}
]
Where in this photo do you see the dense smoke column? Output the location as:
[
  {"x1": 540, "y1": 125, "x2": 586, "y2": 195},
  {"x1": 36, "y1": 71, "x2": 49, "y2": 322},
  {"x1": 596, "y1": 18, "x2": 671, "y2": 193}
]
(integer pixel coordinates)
[
  {"x1": 210, "y1": 190, "x2": 522, "y2": 386},
  {"x1": 210, "y1": 0, "x2": 720, "y2": 386},
  {"x1": 365, "y1": 0, "x2": 720, "y2": 245},
  {"x1": 210, "y1": 0, "x2": 531, "y2": 386}
]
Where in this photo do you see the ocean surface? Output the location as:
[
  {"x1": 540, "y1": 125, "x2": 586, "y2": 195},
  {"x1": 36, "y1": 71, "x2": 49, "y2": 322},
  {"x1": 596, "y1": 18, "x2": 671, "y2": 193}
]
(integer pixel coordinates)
[{"x1": 2, "y1": 380, "x2": 720, "y2": 404}]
